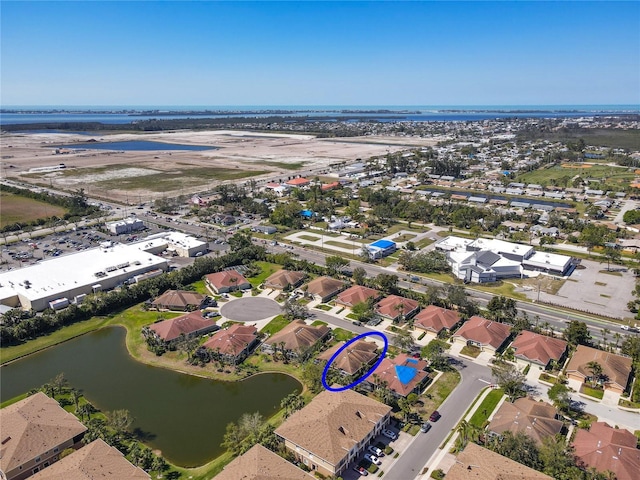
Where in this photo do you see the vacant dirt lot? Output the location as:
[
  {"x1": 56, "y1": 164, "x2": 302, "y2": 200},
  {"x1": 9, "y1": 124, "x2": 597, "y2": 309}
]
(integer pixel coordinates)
[{"x1": 1, "y1": 130, "x2": 438, "y2": 203}]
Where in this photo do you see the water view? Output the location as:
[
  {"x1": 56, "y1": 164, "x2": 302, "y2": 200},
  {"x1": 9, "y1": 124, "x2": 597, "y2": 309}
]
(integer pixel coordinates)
[
  {"x1": 0, "y1": 327, "x2": 301, "y2": 466},
  {"x1": 56, "y1": 140, "x2": 217, "y2": 151}
]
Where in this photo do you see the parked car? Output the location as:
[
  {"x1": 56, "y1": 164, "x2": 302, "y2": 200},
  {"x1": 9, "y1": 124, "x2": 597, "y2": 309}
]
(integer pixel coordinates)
[
  {"x1": 353, "y1": 465, "x2": 368, "y2": 476},
  {"x1": 429, "y1": 411, "x2": 441, "y2": 422},
  {"x1": 382, "y1": 429, "x2": 398, "y2": 440},
  {"x1": 420, "y1": 422, "x2": 432, "y2": 433},
  {"x1": 353, "y1": 321, "x2": 363, "y2": 327},
  {"x1": 364, "y1": 454, "x2": 381, "y2": 466},
  {"x1": 367, "y1": 445, "x2": 384, "y2": 457}
]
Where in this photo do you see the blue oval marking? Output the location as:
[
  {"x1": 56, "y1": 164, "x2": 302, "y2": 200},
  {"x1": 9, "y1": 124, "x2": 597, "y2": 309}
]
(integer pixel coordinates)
[{"x1": 322, "y1": 331, "x2": 389, "y2": 392}]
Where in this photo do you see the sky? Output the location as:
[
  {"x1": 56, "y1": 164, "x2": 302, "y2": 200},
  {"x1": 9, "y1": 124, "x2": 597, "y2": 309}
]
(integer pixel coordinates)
[{"x1": 1, "y1": 1, "x2": 639, "y2": 107}]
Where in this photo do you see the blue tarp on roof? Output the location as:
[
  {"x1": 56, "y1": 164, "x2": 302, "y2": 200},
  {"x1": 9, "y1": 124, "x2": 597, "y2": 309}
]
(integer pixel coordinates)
[
  {"x1": 370, "y1": 239, "x2": 396, "y2": 249},
  {"x1": 395, "y1": 365, "x2": 418, "y2": 385},
  {"x1": 300, "y1": 210, "x2": 314, "y2": 218}
]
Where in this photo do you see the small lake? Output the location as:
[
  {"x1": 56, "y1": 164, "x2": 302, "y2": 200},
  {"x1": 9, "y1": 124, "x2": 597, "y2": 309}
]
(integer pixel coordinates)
[
  {"x1": 55, "y1": 140, "x2": 217, "y2": 151},
  {"x1": 0, "y1": 327, "x2": 301, "y2": 466}
]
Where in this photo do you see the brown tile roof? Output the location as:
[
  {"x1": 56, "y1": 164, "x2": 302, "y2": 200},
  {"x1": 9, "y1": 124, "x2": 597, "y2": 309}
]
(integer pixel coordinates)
[
  {"x1": 150, "y1": 290, "x2": 205, "y2": 310},
  {"x1": 414, "y1": 305, "x2": 461, "y2": 333},
  {"x1": 149, "y1": 312, "x2": 217, "y2": 342},
  {"x1": 0, "y1": 392, "x2": 88, "y2": 474},
  {"x1": 265, "y1": 320, "x2": 330, "y2": 353},
  {"x1": 374, "y1": 295, "x2": 419, "y2": 320},
  {"x1": 453, "y1": 316, "x2": 512, "y2": 349},
  {"x1": 264, "y1": 270, "x2": 306, "y2": 290},
  {"x1": 488, "y1": 397, "x2": 563, "y2": 445},
  {"x1": 565, "y1": 345, "x2": 633, "y2": 391},
  {"x1": 446, "y1": 442, "x2": 553, "y2": 480},
  {"x1": 30, "y1": 439, "x2": 150, "y2": 479},
  {"x1": 317, "y1": 340, "x2": 379, "y2": 375},
  {"x1": 572, "y1": 422, "x2": 640, "y2": 480},
  {"x1": 275, "y1": 389, "x2": 391, "y2": 467},
  {"x1": 370, "y1": 353, "x2": 430, "y2": 397},
  {"x1": 215, "y1": 444, "x2": 313, "y2": 480},
  {"x1": 203, "y1": 324, "x2": 258, "y2": 357},
  {"x1": 336, "y1": 285, "x2": 381, "y2": 307},
  {"x1": 511, "y1": 331, "x2": 567, "y2": 366},
  {"x1": 305, "y1": 276, "x2": 346, "y2": 300},
  {"x1": 205, "y1": 270, "x2": 250, "y2": 290}
]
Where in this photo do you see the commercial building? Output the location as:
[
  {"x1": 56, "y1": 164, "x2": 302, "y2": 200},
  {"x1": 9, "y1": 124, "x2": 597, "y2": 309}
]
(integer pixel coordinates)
[
  {"x1": 365, "y1": 239, "x2": 397, "y2": 259},
  {"x1": 134, "y1": 232, "x2": 208, "y2": 258},
  {"x1": 0, "y1": 243, "x2": 168, "y2": 312},
  {"x1": 107, "y1": 218, "x2": 145, "y2": 235}
]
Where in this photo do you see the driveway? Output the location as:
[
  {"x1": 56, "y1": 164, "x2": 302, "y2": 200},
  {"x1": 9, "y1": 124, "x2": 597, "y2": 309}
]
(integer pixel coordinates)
[{"x1": 219, "y1": 297, "x2": 282, "y2": 321}]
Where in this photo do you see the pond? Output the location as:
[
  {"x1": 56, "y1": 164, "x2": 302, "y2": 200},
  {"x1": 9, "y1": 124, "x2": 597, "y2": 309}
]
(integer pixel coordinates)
[{"x1": 0, "y1": 327, "x2": 301, "y2": 467}]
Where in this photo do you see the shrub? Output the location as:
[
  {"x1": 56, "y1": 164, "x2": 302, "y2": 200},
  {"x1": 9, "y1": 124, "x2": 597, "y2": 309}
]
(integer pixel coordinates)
[
  {"x1": 418, "y1": 332, "x2": 426, "y2": 340},
  {"x1": 431, "y1": 469, "x2": 445, "y2": 480}
]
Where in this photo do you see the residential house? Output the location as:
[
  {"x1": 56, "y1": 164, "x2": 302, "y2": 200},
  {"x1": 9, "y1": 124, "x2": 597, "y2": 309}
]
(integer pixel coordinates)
[
  {"x1": 572, "y1": 422, "x2": 640, "y2": 480},
  {"x1": 510, "y1": 331, "x2": 567, "y2": 370},
  {"x1": 0, "y1": 392, "x2": 87, "y2": 480},
  {"x1": 264, "y1": 270, "x2": 306, "y2": 291},
  {"x1": 204, "y1": 270, "x2": 251, "y2": 294},
  {"x1": 317, "y1": 340, "x2": 378, "y2": 376},
  {"x1": 202, "y1": 324, "x2": 259, "y2": 364},
  {"x1": 148, "y1": 312, "x2": 219, "y2": 343},
  {"x1": 275, "y1": 389, "x2": 392, "y2": 477},
  {"x1": 150, "y1": 289, "x2": 207, "y2": 311},
  {"x1": 374, "y1": 295, "x2": 419, "y2": 322},
  {"x1": 304, "y1": 276, "x2": 346, "y2": 303},
  {"x1": 262, "y1": 320, "x2": 330, "y2": 360},
  {"x1": 285, "y1": 178, "x2": 311, "y2": 188},
  {"x1": 214, "y1": 444, "x2": 313, "y2": 480},
  {"x1": 336, "y1": 285, "x2": 381, "y2": 308},
  {"x1": 487, "y1": 397, "x2": 564, "y2": 445},
  {"x1": 413, "y1": 305, "x2": 461, "y2": 337},
  {"x1": 452, "y1": 316, "x2": 512, "y2": 354},
  {"x1": 446, "y1": 442, "x2": 553, "y2": 480},
  {"x1": 29, "y1": 439, "x2": 150, "y2": 480},
  {"x1": 565, "y1": 345, "x2": 632, "y2": 395},
  {"x1": 368, "y1": 353, "x2": 431, "y2": 397}
]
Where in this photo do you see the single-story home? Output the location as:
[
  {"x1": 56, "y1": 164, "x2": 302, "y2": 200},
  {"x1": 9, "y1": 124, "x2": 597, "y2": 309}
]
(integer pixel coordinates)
[
  {"x1": 204, "y1": 270, "x2": 251, "y2": 294},
  {"x1": 452, "y1": 316, "x2": 512, "y2": 354},
  {"x1": 510, "y1": 330, "x2": 567, "y2": 370},
  {"x1": 317, "y1": 339, "x2": 378, "y2": 376},
  {"x1": 202, "y1": 324, "x2": 259, "y2": 364},
  {"x1": 264, "y1": 269, "x2": 306, "y2": 291},
  {"x1": 304, "y1": 276, "x2": 347, "y2": 303},
  {"x1": 149, "y1": 311, "x2": 219, "y2": 343},
  {"x1": 488, "y1": 397, "x2": 564, "y2": 445},
  {"x1": 413, "y1": 305, "x2": 461, "y2": 336},
  {"x1": 374, "y1": 295, "x2": 419, "y2": 322},
  {"x1": 262, "y1": 320, "x2": 331, "y2": 360},
  {"x1": 565, "y1": 345, "x2": 632, "y2": 395},
  {"x1": 214, "y1": 444, "x2": 313, "y2": 480},
  {"x1": 150, "y1": 289, "x2": 207, "y2": 311},
  {"x1": 368, "y1": 353, "x2": 431, "y2": 398},
  {"x1": 335, "y1": 285, "x2": 381, "y2": 308}
]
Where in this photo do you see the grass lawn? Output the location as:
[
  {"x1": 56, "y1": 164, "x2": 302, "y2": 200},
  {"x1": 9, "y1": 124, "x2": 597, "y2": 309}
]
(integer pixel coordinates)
[
  {"x1": 393, "y1": 233, "x2": 418, "y2": 242},
  {"x1": 580, "y1": 384, "x2": 604, "y2": 400},
  {"x1": 324, "y1": 240, "x2": 359, "y2": 250},
  {"x1": 298, "y1": 234, "x2": 322, "y2": 242},
  {"x1": 469, "y1": 388, "x2": 504, "y2": 427},
  {"x1": 517, "y1": 163, "x2": 635, "y2": 187},
  {"x1": 470, "y1": 281, "x2": 528, "y2": 301},
  {"x1": 247, "y1": 261, "x2": 282, "y2": 287},
  {"x1": 311, "y1": 320, "x2": 328, "y2": 327},
  {"x1": 190, "y1": 280, "x2": 210, "y2": 294},
  {"x1": 539, "y1": 372, "x2": 558, "y2": 384},
  {"x1": 415, "y1": 238, "x2": 435, "y2": 249},
  {"x1": 460, "y1": 345, "x2": 481, "y2": 358},
  {"x1": 419, "y1": 370, "x2": 461, "y2": 416},
  {"x1": 314, "y1": 304, "x2": 332, "y2": 311},
  {"x1": 332, "y1": 328, "x2": 355, "y2": 342},
  {"x1": 260, "y1": 315, "x2": 290, "y2": 335},
  {"x1": 0, "y1": 191, "x2": 67, "y2": 228}
]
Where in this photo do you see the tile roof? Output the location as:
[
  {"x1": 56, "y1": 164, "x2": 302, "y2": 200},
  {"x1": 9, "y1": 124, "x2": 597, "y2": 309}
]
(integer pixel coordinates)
[
  {"x1": 453, "y1": 316, "x2": 512, "y2": 349},
  {"x1": 285, "y1": 178, "x2": 310, "y2": 186},
  {"x1": 336, "y1": 285, "x2": 380, "y2": 307},
  {"x1": 149, "y1": 312, "x2": 217, "y2": 342},
  {"x1": 265, "y1": 320, "x2": 330, "y2": 353},
  {"x1": 488, "y1": 397, "x2": 563, "y2": 445},
  {"x1": 215, "y1": 444, "x2": 313, "y2": 480},
  {"x1": 414, "y1": 305, "x2": 461, "y2": 333},
  {"x1": 510, "y1": 331, "x2": 567, "y2": 366},
  {"x1": 0, "y1": 392, "x2": 88, "y2": 474},
  {"x1": 150, "y1": 289, "x2": 205, "y2": 310},
  {"x1": 264, "y1": 270, "x2": 306, "y2": 289},
  {"x1": 370, "y1": 353, "x2": 430, "y2": 397},
  {"x1": 446, "y1": 442, "x2": 553, "y2": 480},
  {"x1": 305, "y1": 276, "x2": 346, "y2": 300},
  {"x1": 374, "y1": 295, "x2": 419, "y2": 320},
  {"x1": 30, "y1": 439, "x2": 150, "y2": 479},
  {"x1": 317, "y1": 340, "x2": 379, "y2": 375},
  {"x1": 572, "y1": 422, "x2": 640, "y2": 480},
  {"x1": 205, "y1": 270, "x2": 250, "y2": 289},
  {"x1": 565, "y1": 345, "x2": 633, "y2": 390},
  {"x1": 275, "y1": 389, "x2": 391, "y2": 467},
  {"x1": 203, "y1": 324, "x2": 258, "y2": 357}
]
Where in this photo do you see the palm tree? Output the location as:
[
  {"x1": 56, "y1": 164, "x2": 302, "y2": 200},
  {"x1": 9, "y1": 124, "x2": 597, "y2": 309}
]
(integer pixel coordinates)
[
  {"x1": 70, "y1": 389, "x2": 82, "y2": 412},
  {"x1": 456, "y1": 420, "x2": 481, "y2": 451},
  {"x1": 586, "y1": 361, "x2": 603, "y2": 388}
]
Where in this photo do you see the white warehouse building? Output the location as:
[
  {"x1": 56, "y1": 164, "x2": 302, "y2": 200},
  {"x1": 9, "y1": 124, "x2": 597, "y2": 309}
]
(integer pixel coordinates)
[
  {"x1": 0, "y1": 243, "x2": 168, "y2": 312},
  {"x1": 107, "y1": 217, "x2": 145, "y2": 235}
]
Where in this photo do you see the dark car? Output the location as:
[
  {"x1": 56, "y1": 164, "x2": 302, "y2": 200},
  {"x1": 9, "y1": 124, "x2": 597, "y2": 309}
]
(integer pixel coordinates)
[{"x1": 429, "y1": 411, "x2": 441, "y2": 422}]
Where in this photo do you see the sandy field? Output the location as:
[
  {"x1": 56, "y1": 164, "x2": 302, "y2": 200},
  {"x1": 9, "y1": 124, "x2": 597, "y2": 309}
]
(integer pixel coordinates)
[{"x1": 0, "y1": 129, "x2": 439, "y2": 203}]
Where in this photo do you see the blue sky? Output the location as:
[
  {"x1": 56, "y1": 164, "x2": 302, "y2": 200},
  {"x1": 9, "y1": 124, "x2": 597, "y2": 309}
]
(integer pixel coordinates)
[{"x1": 1, "y1": 1, "x2": 639, "y2": 106}]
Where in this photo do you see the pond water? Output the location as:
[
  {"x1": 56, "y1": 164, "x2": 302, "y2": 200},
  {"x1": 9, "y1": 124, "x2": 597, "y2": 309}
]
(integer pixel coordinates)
[
  {"x1": 55, "y1": 140, "x2": 217, "y2": 151},
  {"x1": 0, "y1": 327, "x2": 301, "y2": 466}
]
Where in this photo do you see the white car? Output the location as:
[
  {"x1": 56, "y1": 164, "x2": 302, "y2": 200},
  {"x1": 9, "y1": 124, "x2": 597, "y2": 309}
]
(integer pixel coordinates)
[
  {"x1": 367, "y1": 445, "x2": 384, "y2": 457},
  {"x1": 364, "y1": 454, "x2": 381, "y2": 466},
  {"x1": 382, "y1": 429, "x2": 398, "y2": 440}
]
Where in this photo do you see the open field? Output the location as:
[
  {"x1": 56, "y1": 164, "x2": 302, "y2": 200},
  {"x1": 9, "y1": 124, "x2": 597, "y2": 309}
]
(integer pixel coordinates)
[
  {"x1": 0, "y1": 191, "x2": 67, "y2": 228},
  {"x1": 517, "y1": 128, "x2": 640, "y2": 150},
  {"x1": 517, "y1": 163, "x2": 636, "y2": 186},
  {"x1": 1, "y1": 129, "x2": 417, "y2": 202}
]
